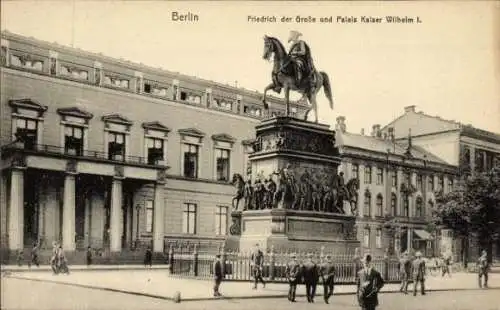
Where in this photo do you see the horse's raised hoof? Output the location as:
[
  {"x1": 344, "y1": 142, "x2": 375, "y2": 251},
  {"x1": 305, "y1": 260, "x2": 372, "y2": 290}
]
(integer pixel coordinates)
[{"x1": 262, "y1": 101, "x2": 269, "y2": 110}]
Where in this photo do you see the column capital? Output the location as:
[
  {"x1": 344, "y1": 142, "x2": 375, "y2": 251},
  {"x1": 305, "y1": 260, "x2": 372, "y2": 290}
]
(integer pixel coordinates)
[{"x1": 113, "y1": 176, "x2": 125, "y2": 181}]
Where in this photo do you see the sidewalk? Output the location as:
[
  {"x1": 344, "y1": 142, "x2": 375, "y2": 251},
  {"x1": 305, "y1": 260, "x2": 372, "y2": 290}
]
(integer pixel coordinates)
[
  {"x1": 3, "y1": 268, "x2": 498, "y2": 302},
  {"x1": 1, "y1": 264, "x2": 170, "y2": 272}
]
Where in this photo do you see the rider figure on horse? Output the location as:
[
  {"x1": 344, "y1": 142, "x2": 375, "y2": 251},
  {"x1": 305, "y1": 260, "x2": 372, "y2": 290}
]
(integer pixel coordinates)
[{"x1": 284, "y1": 30, "x2": 315, "y2": 87}]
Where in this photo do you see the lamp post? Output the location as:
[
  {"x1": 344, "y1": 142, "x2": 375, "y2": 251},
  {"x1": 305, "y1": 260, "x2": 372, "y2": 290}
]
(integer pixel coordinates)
[{"x1": 135, "y1": 204, "x2": 141, "y2": 250}]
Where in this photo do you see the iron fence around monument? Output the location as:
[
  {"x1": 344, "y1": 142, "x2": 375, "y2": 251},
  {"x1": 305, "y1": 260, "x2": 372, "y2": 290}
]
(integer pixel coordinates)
[{"x1": 167, "y1": 246, "x2": 402, "y2": 284}]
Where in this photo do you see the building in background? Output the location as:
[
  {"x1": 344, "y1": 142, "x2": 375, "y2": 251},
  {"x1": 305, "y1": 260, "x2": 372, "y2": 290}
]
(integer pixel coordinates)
[
  {"x1": 335, "y1": 116, "x2": 458, "y2": 258},
  {"x1": 381, "y1": 105, "x2": 500, "y2": 262},
  {"x1": 0, "y1": 31, "x2": 307, "y2": 259}
]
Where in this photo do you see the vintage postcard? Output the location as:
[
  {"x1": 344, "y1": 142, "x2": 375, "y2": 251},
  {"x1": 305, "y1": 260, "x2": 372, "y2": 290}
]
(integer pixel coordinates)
[{"x1": 0, "y1": 1, "x2": 499, "y2": 309}]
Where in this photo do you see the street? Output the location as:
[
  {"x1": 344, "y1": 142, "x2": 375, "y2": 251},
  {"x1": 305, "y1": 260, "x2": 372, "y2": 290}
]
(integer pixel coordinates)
[{"x1": 2, "y1": 277, "x2": 499, "y2": 310}]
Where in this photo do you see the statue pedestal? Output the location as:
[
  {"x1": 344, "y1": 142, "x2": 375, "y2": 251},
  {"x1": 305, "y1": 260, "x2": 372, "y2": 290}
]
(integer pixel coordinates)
[{"x1": 227, "y1": 117, "x2": 360, "y2": 253}]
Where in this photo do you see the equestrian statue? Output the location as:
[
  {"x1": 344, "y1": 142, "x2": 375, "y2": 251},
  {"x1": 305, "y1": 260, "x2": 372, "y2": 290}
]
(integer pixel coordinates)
[{"x1": 262, "y1": 31, "x2": 334, "y2": 123}]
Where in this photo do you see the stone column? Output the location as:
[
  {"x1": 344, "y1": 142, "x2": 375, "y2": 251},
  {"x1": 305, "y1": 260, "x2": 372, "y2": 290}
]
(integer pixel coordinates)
[
  {"x1": 110, "y1": 177, "x2": 123, "y2": 252},
  {"x1": 153, "y1": 182, "x2": 165, "y2": 253},
  {"x1": 62, "y1": 173, "x2": 76, "y2": 251},
  {"x1": 9, "y1": 168, "x2": 25, "y2": 250},
  {"x1": 407, "y1": 227, "x2": 413, "y2": 252}
]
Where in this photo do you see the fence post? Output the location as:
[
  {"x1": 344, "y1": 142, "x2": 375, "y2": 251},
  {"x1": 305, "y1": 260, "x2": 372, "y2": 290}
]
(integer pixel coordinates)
[
  {"x1": 221, "y1": 245, "x2": 227, "y2": 277},
  {"x1": 269, "y1": 245, "x2": 275, "y2": 281},
  {"x1": 168, "y1": 245, "x2": 174, "y2": 274},
  {"x1": 193, "y1": 244, "x2": 199, "y2": 277}
]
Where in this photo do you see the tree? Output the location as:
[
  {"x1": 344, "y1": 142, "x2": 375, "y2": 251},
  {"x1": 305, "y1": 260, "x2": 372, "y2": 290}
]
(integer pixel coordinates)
[{"x1": 432, "y1": 165, "x2": 500, "y2": 264}]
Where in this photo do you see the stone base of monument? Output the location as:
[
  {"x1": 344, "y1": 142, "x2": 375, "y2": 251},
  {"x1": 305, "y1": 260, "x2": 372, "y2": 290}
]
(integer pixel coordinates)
[{"x1": 236, "y1": 209, "x2": 359, "y2": 254}]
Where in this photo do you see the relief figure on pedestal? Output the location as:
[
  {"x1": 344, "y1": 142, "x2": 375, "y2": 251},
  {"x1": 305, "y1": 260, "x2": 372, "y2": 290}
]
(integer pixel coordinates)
[
  {"x1": 243, "y1": 178, "x2": 254, "y2": 210},
  {"x1": 231, "y1": 173, "x2": 245, "y2": 211},
  {"x1": 266, "y1": 175, "x2": 277, "y2": 208}
]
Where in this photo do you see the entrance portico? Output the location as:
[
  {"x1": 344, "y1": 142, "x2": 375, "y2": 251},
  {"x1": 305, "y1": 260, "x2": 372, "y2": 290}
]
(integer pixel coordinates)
[{"x1": 1, "y1": 145, "x2": 168, "y2": 254}]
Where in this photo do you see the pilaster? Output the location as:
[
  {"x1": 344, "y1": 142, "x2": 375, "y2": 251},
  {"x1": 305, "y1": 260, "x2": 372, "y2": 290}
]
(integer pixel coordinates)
[
  {"x1": 62, "y1": 172, "x2": 76, "y2": 251},
  {"x1": 152, "y1": 180, "x2": 165, "y2": 253},
  {"x1": 8, "y1": 167, "x2": 25, "y2": 251},
  {"x1": 110, "y1": 176, "x2": 123, "y2": 252}
]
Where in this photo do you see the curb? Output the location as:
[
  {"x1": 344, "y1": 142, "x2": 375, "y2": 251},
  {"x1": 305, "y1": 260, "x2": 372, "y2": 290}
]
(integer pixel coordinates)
[
  {"x1": 1, "y1": 266, "x2": 170, "y2": 273},
  {"x1": 5, "y1": 275, "x2": 500, "y2": 303}
]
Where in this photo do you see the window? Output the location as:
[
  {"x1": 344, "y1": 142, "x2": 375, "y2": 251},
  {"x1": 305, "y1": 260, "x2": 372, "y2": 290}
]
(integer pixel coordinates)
[
  {"x1": 376, "y1": 229, "x2": 382, "y2": 249},
  {"x1": 215, "y1": 206, "x2": 228, "y2": 235},
  {"x1": 376, "y1": 194, "x2": 383, "y2": 216},
  {"x1": 215, "y1": 148, "x2": 230, "y2": 181},
  {"x1": 438, "y1": 176, "x2": 444, "y2": 191},
  {"x1": 391, "y1": 193, "x2": 397, "y2": 216},
  {"x1": 391, "y1": 170, "x2": 398, "y2": 187},
  {"x1": 182, "y1": 203, "x2": 197, "y2": 234},
  {"x1": 376, "y1": 168, "x2": 384, "y2": 185},
  {"x1": 64, "y1": 125, "x2": 84, "y2": 156},
  {"x1": 183, "y1": 144, "x2": 199, "y2": 178},
  {"x1": 107, "y1": 132, "x2": 126, "y2": 160},
  {"x1": 351, "y1": 164, "x2": 359, "y2": 179},
  {"x1": 428, "y1": 175, "x2": 435, "y2": 191},
  {"x1": 364, "y1": 192, "x2": 371, "y2": 217},
  {"x1": 417, "y1": 174, "x2": 423, "y2": 190},
  {"x1": 403, "y1": 195, "x2": 410, "y2": 217},
  {"x1": 363, "y1": 228, "x2": 370, "y2": 248},
  {"x1": 145, "y1": 200, "x2": 154, "y2": 233},
  {"x1": 15, "y1": 118, "x2": 38, "y2": 150},
  {"x1": 364, "y1": 166, "x2": 372, "y2": 184},
  {"x1": 147, "y1": 137, "x2": 164, "y2": 165},
  {"x1": 415, "y1": 197, "x2": 423, "y2": 218}
]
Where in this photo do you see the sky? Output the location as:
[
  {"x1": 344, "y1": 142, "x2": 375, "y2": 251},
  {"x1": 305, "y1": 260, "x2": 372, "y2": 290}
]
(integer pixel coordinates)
[{"x1": 1, "y1": 1, "x2": 499, "y2": 134}]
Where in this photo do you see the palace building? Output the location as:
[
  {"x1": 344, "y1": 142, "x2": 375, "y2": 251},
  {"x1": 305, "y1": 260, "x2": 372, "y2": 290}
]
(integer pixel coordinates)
[
  {"x1": 381, "y1": 105, "x2": 500, "y2": 262},
  {"x1": 335, "y1": 116, "x2": 459, "y2": 258},
  {"x1": 0, "y1": 31, "x2": 308, "y2": 260}
]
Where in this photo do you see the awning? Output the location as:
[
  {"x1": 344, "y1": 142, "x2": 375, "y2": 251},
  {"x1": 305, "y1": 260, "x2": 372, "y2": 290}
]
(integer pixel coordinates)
[{"x1": 413, "y1": 229, "x2": 433, "y2": 240}]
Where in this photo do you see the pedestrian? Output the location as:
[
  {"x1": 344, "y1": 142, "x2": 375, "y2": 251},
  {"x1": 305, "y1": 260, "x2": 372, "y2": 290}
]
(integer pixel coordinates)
[
  {"x1": 356, "y1": 254, "x2": 385, "y2": 310},
  {"x1": 397, "y1": 251, "x2": 411, "y2": 294},
  {"x1": 50, "y1": 241, "x2": 59, "y2": 274},
  {"x1": 412, "y1": 251, "x2": 426, "y2": 296},
  {"x1": 86, "y1": 246, "x2": 92, "y2": 267},
  {"x1": 250, "y1": 243, "x2": 266, "y2": 289},
  {"x1": 213, "y1": 253, "x2": 223, "y2": 297},
  {"x1": 441, "y1": 252, "x2": 452, "y2": 277},
  {"x1": 302, "y1": 253, "x2": 319, "y2": 303},
  {"x1": 477, "y1": 250, "x2": 489, "y2": 288},
  {"x1": 16, "y1": 249, "x2": 23, "y2": 267},
  {"x1": 28, "y1": 241, "x2": 40, "y2": 268},
  {"x1": 57, "y1": 245, "x2": 70, "y2": 275},
  {"x1": 285, "y1": 253, "x2": 301, "y2": 302},
  {"x1": 320, "y1": 254, "x2": 335, "y2": 304},
  {"x1": 144, "y1": 247, "x2": 152, "y2": 268}
]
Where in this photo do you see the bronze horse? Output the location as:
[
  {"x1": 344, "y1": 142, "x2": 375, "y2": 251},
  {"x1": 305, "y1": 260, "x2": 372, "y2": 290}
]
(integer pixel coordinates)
[
  {"x1": 262, "y1": 35, "x2": 334, "y2": 123},
  {"x1": 231, "y1": 173, "x2": 245, "y2": 211}
]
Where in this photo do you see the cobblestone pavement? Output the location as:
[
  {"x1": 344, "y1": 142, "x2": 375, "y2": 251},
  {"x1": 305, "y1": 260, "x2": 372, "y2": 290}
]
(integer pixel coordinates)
[
  {"x1": 2, "y1": 277, "x2": 499, "y2": 310},
  {"x1": 3, "y1": 269, "x2": 499, "y2": 301}
]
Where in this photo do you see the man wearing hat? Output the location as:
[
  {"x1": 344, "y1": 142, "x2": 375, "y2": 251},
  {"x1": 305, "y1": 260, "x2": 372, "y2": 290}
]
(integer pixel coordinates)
[
  {"x1": 250, "y1": 244, "x2": 266, "y2": 289},
  {"x1": 477, "y1": 250, "x2": 489, "y2": 288},
  {"x1": 397, "y1": 251, "x2": 412, "y2": 294},
  {"x1": 320, "y1": 254, "x2": 336, "y2": 304},
  {"x1": 357, "y1": 254, "x2": 385, "y2": 310},
  {"x1": 302, "y1": 253, "x2": 319, "y2": 303},
  {"x1": 285, "y1": 253, "x2": 301, "y2": 302},
  {"x1": 285, "y1": 30, "x2": 314, "y2": 86},
  {"x1": 212, "y1": 254, "x2": 223, "y2": 297},
  {"x1": 412, "y1": 251, "x2": 426, "y2": 296}
]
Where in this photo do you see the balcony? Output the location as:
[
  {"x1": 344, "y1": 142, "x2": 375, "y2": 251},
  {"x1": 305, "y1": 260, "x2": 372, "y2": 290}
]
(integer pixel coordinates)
[{"x1": 1, "y1": 142, "x2": 167, "y2": 168}]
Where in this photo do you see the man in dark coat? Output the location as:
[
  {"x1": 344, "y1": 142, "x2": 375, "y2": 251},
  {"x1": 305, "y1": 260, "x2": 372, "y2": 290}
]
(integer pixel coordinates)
[
  {"x1": 144, "y1": 247, "x2": 152, "y2": 268},
  {"x1": 478, "y1": 250, "x2": 489, "y2": 288},
  {"x1": 320, "y1": 254, "x2": 336, "y2": 304},
  {"x1": 251, "y1": 244, "x2": 266, "y2": 289},
  {"x1": 357, "y1": 254, "x2": 385, "y2": 310},
  {"x1": 213, "y1": 254, "x2": 223, "y2": 297},
  {"x1": 398, "y1": 252, "x2": 411, "y2": 294},
  {"x1": 412, "y1": 251, "x2": 426, "y2": 296},
  {"x1": 285, "y1": 253, "x2": 301, "y2": 302},
  {"x1": 302, "y1": 253, "x2": 319, "y2": 303}
]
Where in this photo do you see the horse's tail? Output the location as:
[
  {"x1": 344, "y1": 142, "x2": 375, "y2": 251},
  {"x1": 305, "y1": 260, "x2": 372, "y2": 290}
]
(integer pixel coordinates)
[{"x1": 320, "y1": 71, "x2": 334, "y2": 110}]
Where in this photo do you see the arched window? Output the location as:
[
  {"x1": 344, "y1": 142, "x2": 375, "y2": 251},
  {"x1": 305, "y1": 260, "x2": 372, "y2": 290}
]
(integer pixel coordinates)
[
  {"x1": 376, "y1": 194, "x2": 383, "y2": 216},
  {"x1": 416, "y1": 197, "x2": 423, "y2": 218},
  {"x1": 403, "y1": 195, "x2": 410, "y2": 217},
  {"x1": 364, "y1": 191, "x2": 371, "y2": 217},
  {"x1": 391, "y1": 193, "x2": 397, "y2": 216}
]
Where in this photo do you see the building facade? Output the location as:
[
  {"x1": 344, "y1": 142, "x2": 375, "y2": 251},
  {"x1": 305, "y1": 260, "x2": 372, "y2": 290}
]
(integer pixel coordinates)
[
  {"x1": 334, "y1": 116, "x2": 458, "y2": 258},
  {"x1": 381, "y1": 105, "x2": 500, "y2": 261},
  {"x1": 0, "y1": 31, "x2": 308, "y2": 256}
]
